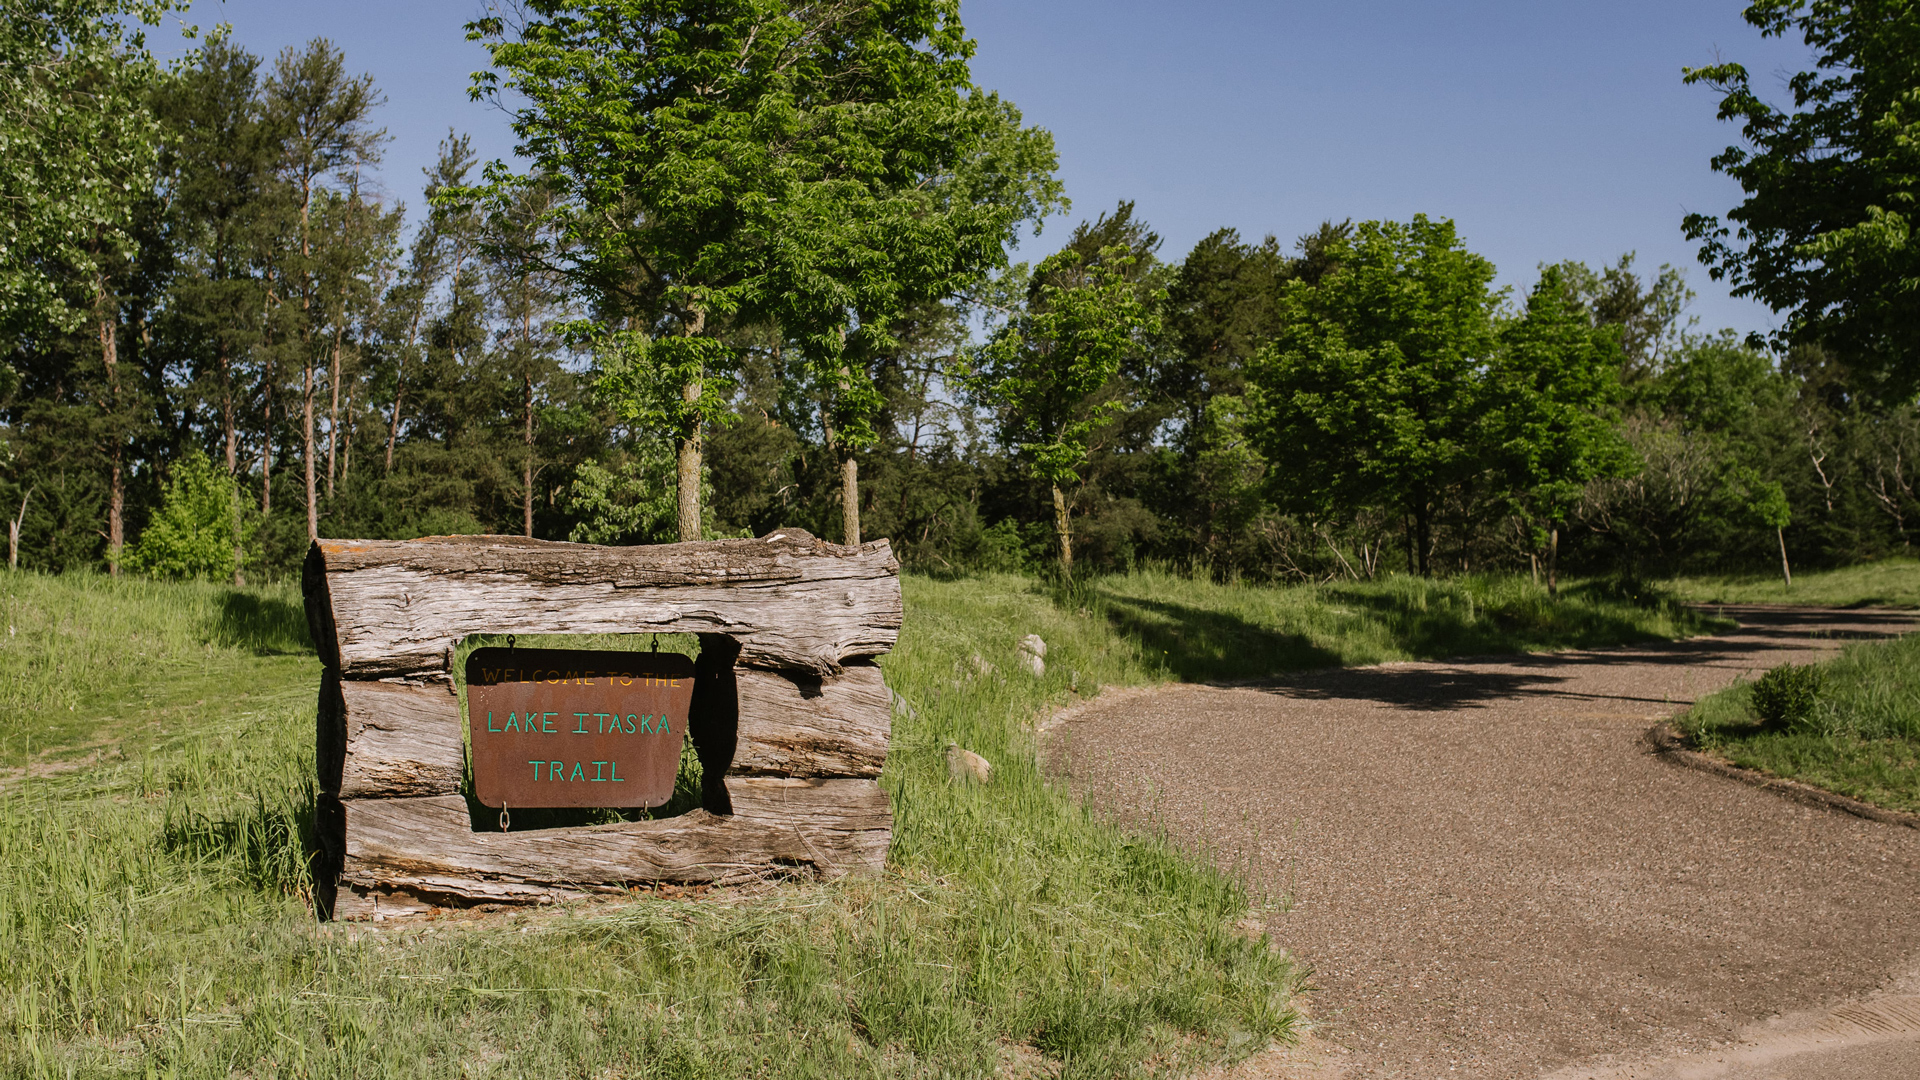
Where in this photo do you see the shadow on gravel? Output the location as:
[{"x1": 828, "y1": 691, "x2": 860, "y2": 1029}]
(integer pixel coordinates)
[
  {"x1": 1098, "y1": 593, "x2": 1342, "y2": 682},
  {"x1": 1238, "y1": 606, "x2": 1919, "y2": 712}
]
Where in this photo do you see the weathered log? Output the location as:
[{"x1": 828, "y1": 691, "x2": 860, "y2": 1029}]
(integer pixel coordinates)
[
  {"x1": 318, "y1": 674, "x2": 465, "y2": 798},
  {"x1": 335, "y1": 780, "x2": 888, "y2": 910},
  {"x1": 303, "y1": 529, "x2": 901, "y2": 679},
  {"x1": 731, "y1": 664, "x2": 890, "y2": 778}
]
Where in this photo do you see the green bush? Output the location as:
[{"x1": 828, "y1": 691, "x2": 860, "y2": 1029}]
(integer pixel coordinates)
[
  {"x1": 1749, "y1": 662, "x2": 1826, "y2": 731},
  {"x1": 125, "y1": 448, "x2": 254, "y2": 580}
]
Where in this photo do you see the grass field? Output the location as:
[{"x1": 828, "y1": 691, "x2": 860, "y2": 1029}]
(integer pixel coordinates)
[
  {"x1": 0, "y1": 567, "x2": 1719, "y2": 1078},
  {"x1": 1680, "y1": 632, "x2": 1920, "y2": 815},
  {"x1": 1666, "y1": 557, "x2": 1920, "y2": 609}
]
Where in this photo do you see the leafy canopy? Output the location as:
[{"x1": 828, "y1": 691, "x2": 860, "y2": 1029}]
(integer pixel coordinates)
[{"x1": 1684, "y1": 0, "x2": 1920, "y2": 394}]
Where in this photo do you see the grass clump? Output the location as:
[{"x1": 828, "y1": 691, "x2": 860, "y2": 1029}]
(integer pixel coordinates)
[
  {"x1": 0, "y1": 565, "x2": 1714, "y2": 1077},
  {"x1": 1682, "y1": 633, "x2": 1920, "y2": 813}
]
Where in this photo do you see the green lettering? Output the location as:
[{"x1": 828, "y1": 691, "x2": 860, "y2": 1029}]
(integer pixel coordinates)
[
  {"x1": 658, "y1": 715, "x2": 670, "y2": 734},
  {"x1": 623, "y1": 713, "x2": 636, "y2": 733},
  {"x1": 573, "y1": 712, "x2": 589, "y2": 734},
  {"x1": 550, "y1": 760, "x2": 563, "y2": 779},
  {"x1": 591, "y1": 761, "x2": 607, "y2": 781},
  {"x1": 542, "y1": 712, "x2": 557, "y2": 733},
  {"x1": 504, "y1": 712, "x2": 519, "y2": 733},
  {"x1": 569, "y1": 761, "x2": 584, "y2": 782},
  {"x1": 595, "y1": 712, "x2": 610, "y2": 733},
  {"x1": 487, "y1": 711, "x2": 501, "y2": 733},
  {"x1": 528, "y1": 760, "x2": 543, "y2": 781},
  {"x1": 610, "y1": 760, "x2": 625, "y2": 782}
]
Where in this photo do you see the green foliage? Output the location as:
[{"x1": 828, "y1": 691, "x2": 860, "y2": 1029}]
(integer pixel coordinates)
[
  {"x1": 126, "y1": 449, "x2": 254, "y2": 580},
  {"x1": 969, "y1": 246, "x2": 1163, "y2": 489},
  {"x1": 1749, "y1": 661, "x2": 1827, "y2": 731},
  {"x1": 564, "y1": 450, "x2": 681, "y2": 545},
  {"x1": 1685, "y1": 630, "x2": 1920, "y2": 813},
  {"x1": 1248, "y1": 215, "x2": 1501, "y2": 573},
  {"x1": 1684, "y1": 0, "x2": 1920, "y2": 393},
  {"x1": 1668, "y1": 556, "x2": 1920, "y2": 607}
]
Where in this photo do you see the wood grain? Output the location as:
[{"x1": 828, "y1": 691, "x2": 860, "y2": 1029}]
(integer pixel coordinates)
[
  {"x1": 731, "y1": 664, "x2": 891, "y2": 778},
  {"x1": 305, "y1": 529, "x2": 901, "y2": 679},
  {"x1": 318, "y1": 676, "x2": 466, "y2": 798},
  {"x1": 336, "y1": 781, "x2": 888, "y2": 908}
]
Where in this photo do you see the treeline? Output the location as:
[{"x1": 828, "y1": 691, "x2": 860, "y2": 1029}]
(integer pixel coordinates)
[{"x1": 5, "y1": 1, "x2": 1916, "y2": 584}]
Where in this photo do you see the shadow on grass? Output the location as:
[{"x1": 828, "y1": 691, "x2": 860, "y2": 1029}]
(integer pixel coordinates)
[
  {"x1": 1096, "y1": 592, "x2": 1342, "y2": 682},
  {"x1": 213, "y1": 590, "x2": 312, "y2": 655}
]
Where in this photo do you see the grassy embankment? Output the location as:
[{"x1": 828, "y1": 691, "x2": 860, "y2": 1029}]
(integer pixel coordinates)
[
  {"x1": 0, "y1": 568, "x2": 1714, "y2": 1078},
  {"x1": 1666, "y1": 557, "x2": 1920, "y2": 609},
  {"x1": 1667, "y1": 557, "x2": 1920, "y2": 814}
]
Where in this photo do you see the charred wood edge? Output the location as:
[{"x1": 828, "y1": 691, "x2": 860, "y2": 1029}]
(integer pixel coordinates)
[
  {"x1": 317, "y1": 677, "x2": 465, "y2": 798},
  {"x1": 730, "y1": 662, "x2": 889, "y2": 778},
  {"x1": 1644, "y1": 723, "x2": 1920, "y2": 829},
  {"x1": 305, "y1": 529, "x2": 902, "y2": 679},
  {"x1": 332, "y1": 779, "x2": 889, "y2": 916}
]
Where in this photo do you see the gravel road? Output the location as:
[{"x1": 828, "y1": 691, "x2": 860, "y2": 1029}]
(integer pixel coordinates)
[{"x1": 1054, "y1": 607, "x2": 1920, "y2": 1079}]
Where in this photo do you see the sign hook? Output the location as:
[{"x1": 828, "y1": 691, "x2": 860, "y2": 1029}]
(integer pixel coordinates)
[{"x1": 499, "y1": 802, "x2": 510, "y2": 833}]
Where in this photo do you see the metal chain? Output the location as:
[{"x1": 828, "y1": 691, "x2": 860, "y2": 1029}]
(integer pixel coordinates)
[{"x1": 499, "y1": 804, "x2": 510, "y2": 833}]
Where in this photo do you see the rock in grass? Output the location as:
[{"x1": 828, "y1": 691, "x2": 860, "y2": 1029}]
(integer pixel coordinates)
[
  {"x1": 1019, "y1": 634, "x2": 1047, "y2": 677},
  {"x1": 946, "y1": 743, "x2": 993, "y2": 784}
]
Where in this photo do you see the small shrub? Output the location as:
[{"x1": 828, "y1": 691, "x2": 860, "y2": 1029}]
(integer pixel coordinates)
[{"x1": 1750, "y1": 662, "x2": 1827, "y2": 731}]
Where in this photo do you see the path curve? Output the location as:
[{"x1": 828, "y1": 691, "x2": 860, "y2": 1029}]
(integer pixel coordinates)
[{"x1": 1054, "y1": 607, "x2": 1920, "y2": 1079}]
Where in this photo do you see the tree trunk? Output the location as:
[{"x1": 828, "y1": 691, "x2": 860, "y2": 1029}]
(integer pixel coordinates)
[
  {"x1": 9, "y1": 487, "x2": 28, "y2": 570},
  {"x1": 221, "y1": 346, "x2": 236, "y2": 475},
  {"x1": 1547, "y1": 526, "x2": 1560, "y2": 600},
  {"x1": 675, "y1": 309, "x2": 706, "y2": 543},
  {"x1": 523, "y1": 370, "x2": 535, "y2": 539},
  {"x1": 99, "y1": 312, "x2": 122, "y2": 577},
  {"x1": 1413, "y1": 498, "x2": 1431, "y2": 577},
  {"x1": 260, "y1": 384, "x2": 273, "y2": 516},
  {"x1": 326, "y1": 322, "x2": 344, "y2": 496},
  {"x1": 1052, "y1": 484, "x2": 1073, "y2": 579},
  {"x1": 304, "y1": 356, "x2": 318, "y2": 541},
  {"x1": 1778, "y1": 526, "x2": 1793, "y2": 588},
  {"x1": 841, "y1": 454, "x2": 860, "y2": 546}
]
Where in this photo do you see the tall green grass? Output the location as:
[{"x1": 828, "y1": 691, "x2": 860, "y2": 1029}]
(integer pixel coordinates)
[
  {"x1": 1666, "y1": 557, "x2": 1920, "y2": 609},
  {"x1": 0, "y1": 566, "x2": 1714, "y2": 1077},
  {"x1": 1681, "y1": 631, "x2": 1920, "y2": 814}
]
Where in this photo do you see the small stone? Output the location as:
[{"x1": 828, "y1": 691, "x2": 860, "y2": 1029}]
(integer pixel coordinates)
[
  {"x1": 1019, "y1": 634, "x2": 1047, "y2": 659},
  {"x1": 1021, "y1": 652, "x2": 1045, "y2": 678},
  {"x1": 946, "y1": 743, "x2": 993, "y2": 784}
]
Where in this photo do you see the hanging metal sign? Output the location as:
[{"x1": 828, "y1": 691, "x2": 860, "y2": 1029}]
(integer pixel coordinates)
[{"x1": 464, "y1": 646, "x2": 695, "y2": 810}]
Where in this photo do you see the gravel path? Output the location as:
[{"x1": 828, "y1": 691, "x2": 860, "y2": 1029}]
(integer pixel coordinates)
[{"x1": 1054, "y1": 607, "x2": 1920, "y2": 1079}]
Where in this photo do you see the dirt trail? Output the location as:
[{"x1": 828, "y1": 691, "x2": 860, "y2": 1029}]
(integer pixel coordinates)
[{"x1": 1055, "y1": 607, "x2": 1920, "y2": 1079}]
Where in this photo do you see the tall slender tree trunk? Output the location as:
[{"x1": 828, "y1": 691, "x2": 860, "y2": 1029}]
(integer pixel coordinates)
[
  {"x1": 326, "y1": 322, "x2": 344, "y2": 496},
  {"x1": 221, "y1": 347, "x2": 237, "y2": 475},
  {"x1": 1778, "y1": 526, "x2": 1793, "y2": 588},
  {"x1": 841, "y1": 455, "x2": 861, "y2": 546},
  {"x1": 524, "y1": 371, "x2": 535, "y2": 539},
  {"x1": 1412, "y1": 494, "x2": 1432, "y2": 578},
  {"x1": 10, "y1": 487, "x2": 32, "y2": 570},
  {"x1": 301, "y1": 175, "x2": 317, "y2": 540},
  {"x1": 1052, "y1": 484, "x2": 1073, "y2": 579},
  {"x1": 1547, "y1": 526, "x2": 1560, "y2": 600},
  {"x1": 260, "y1": 386, "x2": 273, "y2": 515},
  {"x1": 387, "y1": 309, "x2": 423, "y2": 474},
  {"x1": 303, "y1": 358, "x2": 318, "y2": 541},
  {"x1": 98, "y1": 310, "x2": 123, "y2": 577},
  {"x1": 675, "y1": 309, "x2": 706, "y2": 543}
]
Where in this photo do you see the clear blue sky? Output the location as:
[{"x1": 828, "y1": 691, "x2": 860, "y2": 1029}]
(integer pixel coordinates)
[{"x1": 169, "y1": 0, "x2": 1810, "y2": 337}]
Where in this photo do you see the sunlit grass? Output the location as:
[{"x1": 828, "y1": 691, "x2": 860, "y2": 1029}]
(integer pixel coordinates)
[
  {"x1": 1681, "y1": 630, "x2": 1920, "y2": 814},
  {"x1": 0, "y1": 565, "x2": 1715, "y2": 1077},
  {"x1": 1666, "y1": 557, "x2": 1920, "y2": 609}
]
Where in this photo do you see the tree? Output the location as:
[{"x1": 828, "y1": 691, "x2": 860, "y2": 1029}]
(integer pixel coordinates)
[
  {"x1": 1484, "y1": 265, "x2": 1631, "y2": 595},
  {"x1": 264, "y1": 38, "x2": 385, "y2": 541},
  {"x1": 126, "y1": 448, "x2": 254, "y2": 579},
  {"x1": 467, "y1": 0, "x2": 1060, "y2": 543},
  {"x1": 1684, "y1": 1, "x2": 1920, "y2": 395},
  {"x1": 967, "y1": 245, "x2": 1161, "y2": 577},
  {"x1": 1247, "y1": 216, "x2": 1500, "y2": 576},
  {"x1": 1, "y1": 0, "x2": 178, "y2": 574}
]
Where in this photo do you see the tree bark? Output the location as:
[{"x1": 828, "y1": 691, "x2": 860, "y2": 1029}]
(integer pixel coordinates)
[
  {"x1": 1547, "y1": 526, "x2": 1560, "y2": 600},
  {"x1": 676, "y1": 309, "x2": 707, "y2": 543},
  {"x1": 1052, "y1": 484, "x2": 1073, "y2": 579},
  {"x1": 99, "y1": 312, "x2": 122, "y2": 577},
  {"x1": 524, "y1": 361, "x2": 535, "y2": 539},
  {"x1": 841, "y1": 454, "x2": 861, "y2": 546},
  {"x1": 304, "y1": 356, "x2": 318, "y2": 541},
  {"x1": 302, "y1": 529, "x2": 902, "y2": 679},
  {"x1": 9, "y1": 487, "x2": 30, "y2": 570},
  {"x1": 326, "y1": 322, "x2": 344, "y2": 496},
  {"x1": 1413, "y1": 497, "x2": 1431, "y2": 578},
  {"x1": 1778, "y1": 526, "x2": 1793, "y2": 588}
]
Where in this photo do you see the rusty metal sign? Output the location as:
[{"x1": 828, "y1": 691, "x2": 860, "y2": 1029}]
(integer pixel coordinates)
[{"x1": 464, "y1": 647, "x2": 695, "y2": 810}]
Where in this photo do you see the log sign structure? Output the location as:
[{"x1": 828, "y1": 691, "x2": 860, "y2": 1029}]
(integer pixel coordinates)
[{"x1": 303, "y1": 530, "x2": 902, "y2": 920}]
